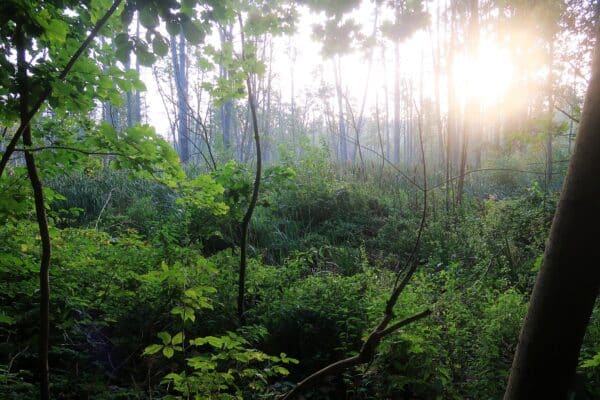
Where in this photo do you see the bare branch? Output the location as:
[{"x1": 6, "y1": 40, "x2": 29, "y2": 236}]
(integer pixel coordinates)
[
  {"x1": 16, "y1": 146, "x2": 129, "y2": 158},
  {"x1": 376, "y1": 309, "x2": 433, "y2": 338},
  {"x1": 554, "y1": 104, "x2": 580, "y2": 123},
  {"x1": 280, "y1": 87, "x2": 431, "y2": 400}
]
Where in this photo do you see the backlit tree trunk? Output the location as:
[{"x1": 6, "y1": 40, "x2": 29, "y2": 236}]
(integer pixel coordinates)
[{"x1": 503, "y1": 26, "x2": 600, "y2": 400}]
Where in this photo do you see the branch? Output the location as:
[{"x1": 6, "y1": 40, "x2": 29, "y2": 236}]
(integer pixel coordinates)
[
  {"x1": 16, "y1": 145, "x2": 170, "y2": 185},
  {"x1": 280, "y1": 90, "x2": 431, "y2": 400},
  {"x1": 554, "y1": 104, "x2": 580, "y2": 123},
  {"x1": 376, "y1": 309, "x2": 433, "y2": 338},
  {"x1": 0, "y1": 0, "x2": 124, "y2": 179},
  {"x1": 567, "y1": 60, "x2": 590, "y2": 84},
  {"x1": 427, "y1": 168, "x2": 547, "y2": 191},
  {"x1": 280, "y1": 309, "x2": 432, "y2": 400},
  {"x1": 342, "y1": 135, "x2": 423, "y2": 191},
  {"x1": 15, "y1": 145, "x2": 130, "y2": 158},
  {"x1": 94, "y1": 189, "x2": 113, "y2": 230},
  {"x1": 153, "y1": 66, "x2": 217, "y2": 170}
]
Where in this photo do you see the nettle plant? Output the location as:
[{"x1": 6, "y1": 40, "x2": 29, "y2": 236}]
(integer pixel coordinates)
[{"x1": 140, "y1": 259, "x2": 297, "y2": 399}]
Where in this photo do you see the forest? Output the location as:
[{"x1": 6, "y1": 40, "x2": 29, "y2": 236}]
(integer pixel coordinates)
[{"x1": 0, "y1": 0, "x2": 599, "y2": 399}]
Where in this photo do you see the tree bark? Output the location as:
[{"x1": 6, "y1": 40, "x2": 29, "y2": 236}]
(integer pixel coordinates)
[{"x1": 503, "y1": 25, "x2": 600, "y2": 400}]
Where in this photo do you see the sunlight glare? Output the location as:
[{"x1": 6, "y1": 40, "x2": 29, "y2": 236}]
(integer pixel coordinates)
[{"x1": 453, "y1": 44, "x2": 514, "y2": 107}]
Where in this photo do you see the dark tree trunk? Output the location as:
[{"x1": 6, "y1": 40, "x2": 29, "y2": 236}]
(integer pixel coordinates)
[
  {"x1": 237, "y1": 14, "x2": 261, "y2": 325},
  {"x1": 16, "y1": 25, "x2": 52, "y2": 400},
  {"x1": 503, "y1": 27, "x2": 600, "y2": 400}
]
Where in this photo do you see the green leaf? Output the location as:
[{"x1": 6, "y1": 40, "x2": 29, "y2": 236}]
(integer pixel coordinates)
[
  {"x1": 531, "y1": 255, "x2": 543, "y2": 272},
  {"x1": 182, "y1": 20, "x2": 204, "y2": 44},
  {"x1": 273, "y1": 366, "x2": 290, "y2": 376},
  {"x1": 171, "y1": 305, "x2": 196, "y2": 322},
  {"x1": 152, "y1": 35, "x2": 169, "y2": 57},
  {"x1": 139, "y1": 6, "x2": 159, "y2": 29},
  {"x1": 166, "y1": 19, "x2": 180, "y2": 36},
  {"x1": 143, "y1": 344, "x2": 163, "y2": 355},
  {"x1": 172, "y1": 332, "x2": 184, "y2": 345},
  {"x1": 136, "y1": 45, "x2": 156, "y2": 66},
  {"x1": 158, "y1": 331, "x2": 171, "y2": 345},
  {"x1": 0, "y1": 313, "x2": 15, "y2": 325},
  {"x1": 115, "y1": 44, "x2": 132, "y2": 64},
  {"x1": 581, "y1": 351, "x2": 600, "y2": 369},
  {"x1": 114, "y1": 33, "x2": 130, "y2": 47},
  {"x1": 163, "y1": 372, "x2": 183, "y2": 382},
  {"x1": 43, "y1": 19, "x2": 69, "y2": 43},
  {"x1": 190, "y1": 336, "x2": 224, "y2": 348},
  {"x1": 187, "y1": 356, "x2": 217, "y2": 371},
  {"x1": 162, "y1": 346, "x2": 175, "y2": 358}
]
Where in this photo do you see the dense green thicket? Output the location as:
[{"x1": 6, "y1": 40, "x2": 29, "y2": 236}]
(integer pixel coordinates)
[{"x1": 1, "y1": 147, "x2": 599, "y2": 399}]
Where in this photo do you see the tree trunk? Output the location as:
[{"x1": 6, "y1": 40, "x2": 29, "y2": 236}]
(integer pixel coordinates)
[
  {"x1": 503, "y1": 26, "x2": 600, "y2": 400},
  {"x1": 333, "y1": 57, "x2": 347, "y2": 162},
  {"x1": 545, "y1": 41, "x2": 555, "y2": 193},
  {"x1": 393, "y1": 38, "x2": 401, "y2": 164},
  {"x1": 171, "y1": 32, "x2": 189, "y2": 163},
  {"x1": 134, "y1": 16, "x2": 141, "y2": 124},
  {"x1": 382, "y1": 44, "x2": 391, "y2": 160},
  {"x1": 219, "y1": 26, "x2": 234, "y2": 152},
  {"x1": 125, "y1": 50, "x2": 133, "y2": 128},
  {"x1": 16, "y1": 25, "x2": 52, "y2": 400},
  {"x1": 457, "y1": 0, "x2": 480, "y2": 205},
  {"x1": 101, "y1": 37, "x2": 119, "y2": 129},
  {"x1": 432, "y1": 0, "x2": 445, "y2": 170},
  {"x1": 237, "y1": 15, "x2": 261, "y2": 325},
  {"x1": 263, "y1": 36, "x2": 273, "y2": 164},
  {"x1": 445, "y1": 0, "x2": 457, "y2": 212}
]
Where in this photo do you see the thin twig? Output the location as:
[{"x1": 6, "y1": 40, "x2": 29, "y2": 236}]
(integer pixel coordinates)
[
  {"x1": 94, "y1": 189, "x2": 113, "y2": 230},
  {"x1": 554, "y1": 104, "x2": 580, "y2": 123}
]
